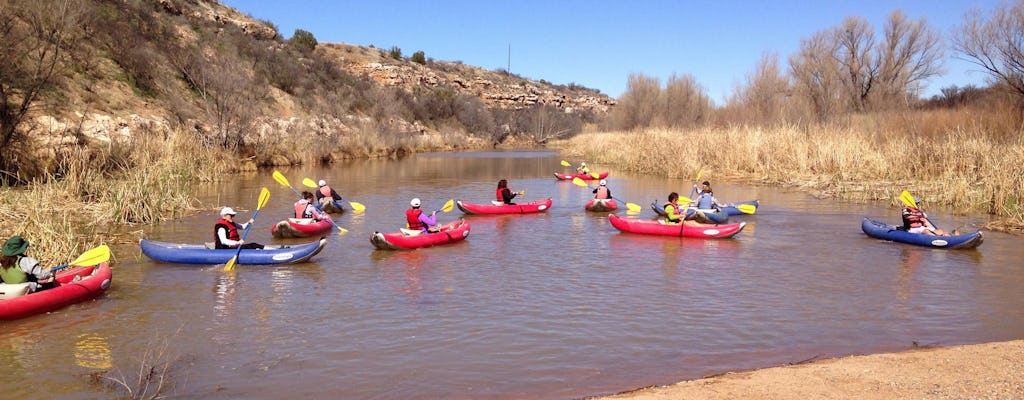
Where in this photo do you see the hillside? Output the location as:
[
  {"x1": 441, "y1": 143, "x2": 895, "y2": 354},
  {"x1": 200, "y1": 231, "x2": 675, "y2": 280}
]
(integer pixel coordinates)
[{"x1": 1, "y1": 0, "x2": 615, "y2": 180}]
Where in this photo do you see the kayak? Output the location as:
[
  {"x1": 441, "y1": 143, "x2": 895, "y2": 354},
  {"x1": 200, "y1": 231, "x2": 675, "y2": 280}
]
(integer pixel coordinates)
[
  {"x1": 585, "y1": 198, "x2": 618, "y2": 212},
  {"x1": 608, "y1": 214, "x2": 746, "y2": 238},
  {"x1": 140, "y1": 237, "x2": 327, "y2": 265},
  {"x1": 0, "y1": 263, "x2": 112, "y2": 320},
  {"x1": 457, "y1": 198, "x2": 553, "y2": 215},
  {"x1": 861, "y1": 218, "x2": 983, "y2": 249},
  {"x1": 317, "y1": 198, "x2": 345, "y2": 213},
  {"x1": 650, "y1": 201, "x2": 729, "y2": 223},
  {"x1": 553, "y1": 171, "x2": 609, "y2": 181},
  {"x1": 722, "y1": 200, "x2": 759, "y2": 216},
  {"x1": 271, "y1": 218, "x2": 334, "y2": 238},
  {"x1": 371, "y1": 219, "x2": 471, "y2": 250}
]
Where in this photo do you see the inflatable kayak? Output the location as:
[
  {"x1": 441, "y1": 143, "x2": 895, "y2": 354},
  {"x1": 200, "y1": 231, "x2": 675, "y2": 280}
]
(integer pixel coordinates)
[
  {"x1": 553, "y1": 171, "x2": 609, "y2": 181},
  {"x1": 650, "y1": 201, "x2": 729, "y2": 223},
  {"x1": 271, "y1": 218, "x2": 334, "y2": 238},
  {"x1": 371, "y1": 219, "x2": 471, "y2": 250},
  {"x1": 608, "y1": 214, "x2": 746, "y2": 238},
  {"x1": 585, "y1": 198, "x2": 618, "y2": 212},
  {"x1": 317, "y1": 198, "x2": 344, "y2": 213},
  {"x1": 722, "y1": 200, "x2": 759, "y2": 216},
  {"x1": 0, "y1": 263, "x2": 112, "y2": 320},
  {"x1": 457, "y1": 198, "x2": 552, "y2": 215},
  {"x1": 861, "y1": 218, "x2": 983, "y2": 249},
  {"x1": 140, "y1": 237, "x2": 327, "y2": 265}
]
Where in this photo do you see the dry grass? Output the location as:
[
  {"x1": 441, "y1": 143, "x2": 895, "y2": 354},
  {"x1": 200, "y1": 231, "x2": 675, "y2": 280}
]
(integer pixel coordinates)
[{"x1": 552, "y1": 116, "x2": 1024, "y2": 231}]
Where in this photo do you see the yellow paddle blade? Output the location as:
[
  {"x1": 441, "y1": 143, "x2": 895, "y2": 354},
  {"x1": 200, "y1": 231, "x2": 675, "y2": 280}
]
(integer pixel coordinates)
[
  {"x1": 899, "y1": 190, "x2": 917, "y2": 208},
  {"x1": 518, "y1": 190, "x2": 525, "y2": 196},
  {"x1": 695, "y1": 169, "x2": 702, "y2": 183},
  {"x1": 591, "y1": 172, "x2": 601, "y2": 179},
  {"x1": 302, "y1": 178, "x2": 318, "y2": 188},
  {"x1": 272, "y1": 170, "x2": 291, "y2": 189},
  {"x1": 69, "y1": 245, "x2": 111, "y2": 267},
  {"x1": 560, "y1": 160, "x2": 571, "y2": 167},
  {"x1": 337, "y1": 226, "x2": 349, "y2": 234},
  {"x1": 625, "y1": 202, "x2": 642, "y2": 213},
  {"x1": 349, "y1": 201, "x2": 366, "y2": 212},
  {"x1": 257, "y1": 187, "x2": 271, "y2": 210},
  {"x1": 736, "y1": 204, "x2": 757, "y2": 214},
  {"x1": 441, "y1": 199, "x2": 455, "y2": 213},
  {"x1": 224, "y1": 255, "x2": 238, "y2": 271},
  {"x1": 626, "y1": 209, "x2": 641, "y2": 216},
  {"x1": 571, "y1": 177, "x2": 589, "y2": 187},
  {"x1": 678, "y1": 196, "x2": 693, "y2": 204}
]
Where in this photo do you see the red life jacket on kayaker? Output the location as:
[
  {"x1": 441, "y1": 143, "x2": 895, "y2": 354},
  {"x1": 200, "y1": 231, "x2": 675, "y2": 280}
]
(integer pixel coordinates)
[
  {"x1": 406, "y1": 208, "x2": 424, "y2": 231},
  {"x1": 496, "y1": 188, "x2": 504, "y2": 202},
  {"x1": 902, "y1": 207, "x2": 926, "y2": 229},
  {"x1": 294, "y1": 200, "x2": 311, "y2": 219},
  {"x1": 319, "y1": 186, "x2": 332, "y2": 198},
  {"x1": 214, "y1": 218, "x2": 240, "y2": 248},
  {"x1": 595, "y1": 186, "x2": 610, "y2": 199},
  {"x1": 664, "y1": 202, "x2": 682, "y2": 222}
]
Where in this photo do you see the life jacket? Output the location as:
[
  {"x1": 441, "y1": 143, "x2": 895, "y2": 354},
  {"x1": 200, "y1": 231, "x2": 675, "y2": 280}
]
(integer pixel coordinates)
[
  {"x1": 295, "y1": 199, "x2": 311, "y2": 218},
  {"x1": 319, "y1": 186, "x2": 332, "y2": 199},
  {"x1": 214, "y1": 218, "x2": 240, "y2": 249},
  {"x1": 902, "y1": 207, "x2": 926, "y2": 229},
  {"x1": 0, "y1": 257, "x2": 29, "y2": 284},
  {"x1": 595, "y1": 186, "x2": 610, "y2": 199},
  {"x1": 697, "y1": 192, "x2": 714, "y2": 209},
  {"x1": 664, "y1": 202, "x2": 681, "y2": 222},
  {"x1": 406, "y1": 208, "x2": 424, "y2": 231},
  {"x1": 496, "y1": 188, "x2": 505, "y2": 202}
]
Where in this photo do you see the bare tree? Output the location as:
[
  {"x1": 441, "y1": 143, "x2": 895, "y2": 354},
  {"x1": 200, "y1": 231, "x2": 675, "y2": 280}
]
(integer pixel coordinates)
[
  {"x1": 0, "y1": 0, "x2": 80, "y2": 181},
  {"x1": 877, "y1": 10, "x2": 944, "y2": 107},
  {"x1": 610, "y1": 73, "x2": 660, "y2": 130},
  {"x1": 789, "y1": 31, "x2": 842, "y2": 122},
  {"x1": 953, "y1": 0, "x2": 1024, "y2": 104},
  {"x1": 728, "y1": 52, "x2": 790, "y2": 124},
  {"x1": 834, "y1": 16, "x2": 878, "y2": 112},
  {"x1": 659, "y1": 73, "x2": 711, "y2": 128}
]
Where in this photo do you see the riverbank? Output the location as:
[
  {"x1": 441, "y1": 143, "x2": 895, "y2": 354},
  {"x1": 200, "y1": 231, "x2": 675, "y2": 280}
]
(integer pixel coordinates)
[{"x1": 592, "y1": 340, "x2": 1024, "y2": 399}]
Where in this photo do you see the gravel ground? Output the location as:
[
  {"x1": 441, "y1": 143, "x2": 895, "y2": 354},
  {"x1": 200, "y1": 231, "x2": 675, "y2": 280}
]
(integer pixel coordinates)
[{"x1": 591, "y1": 340, "x2": 1024, "y2": 400}]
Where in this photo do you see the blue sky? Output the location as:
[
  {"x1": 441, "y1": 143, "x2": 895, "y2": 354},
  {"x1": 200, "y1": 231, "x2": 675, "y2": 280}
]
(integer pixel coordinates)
[{"x1": 222, "y1": 0, "x2": 1002, "y2": 104}]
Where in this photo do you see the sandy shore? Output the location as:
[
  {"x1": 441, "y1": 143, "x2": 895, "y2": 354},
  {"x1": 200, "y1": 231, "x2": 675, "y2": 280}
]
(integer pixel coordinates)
[{"x1": 593, "y1": 340, "x2": 1024, "y2": 399}]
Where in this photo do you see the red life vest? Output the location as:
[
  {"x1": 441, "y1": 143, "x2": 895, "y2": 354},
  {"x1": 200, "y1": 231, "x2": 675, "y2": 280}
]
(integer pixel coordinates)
[
  {"x1": 294, "y1": 200, "x2": 310, "y2": 219},
  {"x1": 496, "y1": 188, "x2": 504, "y2": 202},
  {"x1": 663, "y1": 202, "x2": 681, "y2": 222},
  {"x1": 903, "y1": 207, "x2": 926, "y2": 228},
  {"x1": 406, "y1": 208, "x2": 424, "y2": 231},
  {"x1": 595, "y1": 186, "x2": 610, "y2": 199},
  {"x1": 214, "y1": 218, "x2": 240, "y2": 248},
  {"x1": 319, "y1": 186, "x2": 332, "y2": 198}
]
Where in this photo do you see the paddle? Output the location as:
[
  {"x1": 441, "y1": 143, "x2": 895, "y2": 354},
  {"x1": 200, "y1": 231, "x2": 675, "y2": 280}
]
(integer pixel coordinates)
[
  {"x1": 437, "y1": 199, "x2": 455, "y2": 213},
  {"x1": 688, "y1": 169, "x2": 703, "y2": 198},
  {"x1": 50, "y1": 245, "x2": 111, "y2": 273},
  {"x1": 571, "y1": 177, "x2": 642, "y2": 213},
  {"x1": 899, "y1": 190, "x2": 917, "y2": 208},
  {"x1": 273, "y1": 172, "x2": 348, "y2": 235},
  {"x1": 224, "y1": 187, "x2": 270, "y2": 272},
  {"x1": 302, "y1": 178, "x2": 366, "y2": 213},
  {"x1": 734, "y1": 204, "x2": 757, "y2": 214},
  {"x1": 560, "y1": 159, "x2": 599, "y2": 179}
]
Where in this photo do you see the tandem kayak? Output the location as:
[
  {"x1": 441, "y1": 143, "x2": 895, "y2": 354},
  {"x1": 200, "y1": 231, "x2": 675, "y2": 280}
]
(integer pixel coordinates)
[
  {"x1": 271, "y1": 218, "x2": 334, "y2": 238},
  {"x1": 0, "y1": 263, "x2": 112, "y2": 321},
  {"x1": 140, "y1": 237, "x2": 327, "y2": 265},
  {"x1": 649, "y1": 201, "x2": 729, "y2": 223},
  {"x1": 553, "y1": 171, "x2": 609, "y2": 181},
  {"x1": 861, "y1": 218, "x2": 983, "y2": 249},
  {"x1": 608, "y1": 214, "x2": 746, "y2": 238},
  {"x1": 371, "y1": 219, "x2": 471, "y2": 250},
  {"x1": 585, "y1": 198, "x2": 618, "y2": 212},
  {"x1": 457, "y1": 198, "x2": 553, "y2": 215}
]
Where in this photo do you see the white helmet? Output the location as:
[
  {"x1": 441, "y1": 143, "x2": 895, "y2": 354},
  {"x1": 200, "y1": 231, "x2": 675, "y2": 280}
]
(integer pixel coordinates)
[
  {"x1": 220, "y1": 207, "x2": 237, "y2": 216},
  {"x1": 599, "y1": 179, "x2": 607, "y2": 186},
  {"x1": 410, "y1": 198, "x2": 421, "y2": 207},
  {"x1": 318, "y1": 179, "x2": 327, "y2": 187},
  {"x1": 580, "y1": 162, "x2": 587, "y2": 166}
]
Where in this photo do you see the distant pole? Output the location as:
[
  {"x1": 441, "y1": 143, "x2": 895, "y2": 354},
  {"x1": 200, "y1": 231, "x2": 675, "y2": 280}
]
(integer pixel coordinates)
[{"x1": 507, "y1": 43, "x2": 511, "y2": 75}]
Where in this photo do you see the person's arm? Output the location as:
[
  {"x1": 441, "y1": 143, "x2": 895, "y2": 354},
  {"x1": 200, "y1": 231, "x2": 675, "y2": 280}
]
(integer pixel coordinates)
[
  {"x1": 419, "y1": 212, "x2": 437, "y2": 228},
  {"x1": 218, "y1": 226, "x2": 243, "y2": 247},
  {"x1": 665, "y1": 205, "x2": 679, "y2": 222},
  {"x1": 331, "y1": 189, "x2": 342, "y2": 201},
  {"x1": 20, "y1": 257, "x2": 51, "y2": 281},
  {"x1": 502, "y1": 188, "x2": 516, "y2": 203}
]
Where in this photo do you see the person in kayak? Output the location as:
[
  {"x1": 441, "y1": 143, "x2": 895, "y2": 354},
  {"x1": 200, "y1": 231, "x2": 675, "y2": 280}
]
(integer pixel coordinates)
[
  {"x1": 593, "y1": 179, "x2": 612, "y2": 199},
  {"x1": 664, "y1": 193, "x2": 700, "y2": 225},
  {"x1": 214, "y1": 207, "x2": 265, "y2": 249},
  {"x1": 576, "y1": 162, "x2": 590, "y2": 175},
  {"x1": 0, "y1": 236, "x2": 55, "y2": 292},
  {"x1": 693, "y1": 181, "x2": 725, "y2": 210},
  {"x1": 901, "y1": 198, "x2": 952, "y2": 236},
  {"x1": 315, "y1": 179, "x2": 344, "y2": 210},
  {"x1": 296, "y1": 191, "x2": 330, "y2": 220},
  {"x1": 496, "y1": 179, "x2": 522, "y2": 205},
  {"x1": 407, "y1": 198, "x2": 439, "y2": 233}
]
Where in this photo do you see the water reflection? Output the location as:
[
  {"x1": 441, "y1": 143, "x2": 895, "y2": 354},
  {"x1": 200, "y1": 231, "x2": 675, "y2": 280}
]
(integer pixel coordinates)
[
  {"x1": 213, "y1": 271, "x2": 238, "y2": 319},
  {"x1": 75, "y1": 332, "x2": 113, "y2": 369}
]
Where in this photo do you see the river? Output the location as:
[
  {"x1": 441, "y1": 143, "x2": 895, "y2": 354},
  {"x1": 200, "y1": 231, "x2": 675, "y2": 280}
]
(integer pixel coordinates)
[{"x1": 3, "y1": 150, "x2": 1022, "y2": 399}]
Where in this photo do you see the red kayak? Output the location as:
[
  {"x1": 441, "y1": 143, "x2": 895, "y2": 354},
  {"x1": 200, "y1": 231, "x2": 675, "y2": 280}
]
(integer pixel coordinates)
[
  {"x1": 585, "y1": 198, "x2": 618, "y2": 212},
  {"x1": 0, "y1": 263, "x2": 112, "y2": 320},
  {"x1": 608, "y1": 214, "x2": 746, "y2": 238},
  {"x1": 457, "y1": 198, "x2": 553, "y2": 215},
  {"x1": 371, "y1": 218, "x2": 471, "y2": 250},
  {"x1": 553, "y1": 171, "x2": 609, "y2": 181},
  {"x1": 271, "y1": 218, "x2": 334, "y2": 238}
]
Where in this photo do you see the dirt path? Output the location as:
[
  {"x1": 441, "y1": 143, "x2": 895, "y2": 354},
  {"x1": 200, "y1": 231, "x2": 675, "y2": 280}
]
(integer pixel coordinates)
[{"x1": 592, "y1": 340, "x2": 1024, "y2": 399}]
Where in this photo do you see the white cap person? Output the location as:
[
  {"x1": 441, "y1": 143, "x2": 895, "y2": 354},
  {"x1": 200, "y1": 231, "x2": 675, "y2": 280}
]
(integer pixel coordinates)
[
  {"x1": 406, "y1": 198, "x2": 438, "y2": 232},
  {"x1": 214, "y1": 206, "x2": 263, "y2": 249},
  {"x1": 593, "y1": 180, "x2": 611, "y2": 199}
]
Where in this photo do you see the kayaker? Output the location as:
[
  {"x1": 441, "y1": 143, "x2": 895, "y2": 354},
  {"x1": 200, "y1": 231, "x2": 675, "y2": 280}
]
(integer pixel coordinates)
[
  {"x1": 296, "y1": 191, "x2": 330, "y2": 221},
  {"x1": 664, "y1": 193, "x2": 699, "y2": 225},
  {"x1": 0, "y1": 236, "x2": 55, "y2": 292},
  {"x1": 407, "y1": 198, "x2": 439, "y2": 233},
  {"x1": 593, "y1": 179, "x2": 612, "y2": 199},
  {"x1": 315, "y1": 179, "x2": 344, "y2": 209},
  {"x1": 214, "y1": 207, "x2": 265, "y2": 249},
  {"x1": 901, "y1": 198, "x2": 951, "y2": 236},
  {"x1": 576, "y1": 162, "x2": 590, "y2": 175},
  {"x1": 693, "y1": 181, "x2": 724, "y2": 210},
  {"x1": 496, "y1": 179, "x2": 521, "y2": 205}
]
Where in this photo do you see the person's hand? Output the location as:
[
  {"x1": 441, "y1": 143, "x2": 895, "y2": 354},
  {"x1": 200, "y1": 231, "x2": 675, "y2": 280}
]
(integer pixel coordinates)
[
  {"x1": 238, "y1": 239, "x2": 245, "y2": 245},
  {"x1": 248, "y1": 218, "x2": 255, "y2": 224},
  {"x1": 432, "y1": 210, "x2": 437, "y2": 215}
]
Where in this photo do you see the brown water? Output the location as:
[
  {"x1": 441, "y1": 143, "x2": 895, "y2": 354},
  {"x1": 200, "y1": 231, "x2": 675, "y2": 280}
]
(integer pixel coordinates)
[{"x1": 3, "y1": 150, "x2": 1023, "y2": 399}]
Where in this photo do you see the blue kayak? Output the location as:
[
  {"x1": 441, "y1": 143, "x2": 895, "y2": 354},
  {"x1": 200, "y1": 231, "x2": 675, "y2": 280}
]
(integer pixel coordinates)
[
  {"x1": 140, "y1": 237, "x2": 327, "y2": 265},
  {"x1": 721, "y1": 200, "x2": 759, "y2": 216},
  {"x1": 861, "y1": 218, "x2": 983, "y2": 249},
  {"x1": 649, "y1": 201, "x2": 729, "y2": 224}
]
